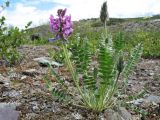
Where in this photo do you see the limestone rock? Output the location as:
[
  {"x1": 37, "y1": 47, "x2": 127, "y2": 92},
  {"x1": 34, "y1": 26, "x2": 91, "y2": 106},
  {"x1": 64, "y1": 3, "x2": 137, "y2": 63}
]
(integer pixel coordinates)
[
  {"x1": 0, "y1": 108, "x2": 19, "y2": 120},
  {"x1": 33, "y1": 57, "x2": 63, "y2": 67}
]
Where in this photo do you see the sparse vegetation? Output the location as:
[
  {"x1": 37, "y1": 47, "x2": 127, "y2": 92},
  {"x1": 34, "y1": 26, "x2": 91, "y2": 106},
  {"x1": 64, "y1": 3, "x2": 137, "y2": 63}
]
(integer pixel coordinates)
[
  {"x1": 0, "y1": 1, "x2": 160, "y2": 120},
  {"x1": 23, "y1": 15, "x2": 160, "y2": 58}
]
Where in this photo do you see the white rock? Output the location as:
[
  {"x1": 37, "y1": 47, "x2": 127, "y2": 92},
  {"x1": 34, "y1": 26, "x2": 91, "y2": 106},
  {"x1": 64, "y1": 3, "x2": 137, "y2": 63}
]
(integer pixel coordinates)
[
  {"x1": 33, "y1": 57, "x2": 63, "y2": 67},
  {"x1": 21, "y1": 76, "x2": 27, "y2": 80},
  {"x1": 126, "y1": 98, "x2": 144, "y2": 105},
  {"x1": 72, "y1": 112, "x2": 83, "y2": 120},
  {"x1": 145, "y1": 95, "x2": 160, "y2": 104}
]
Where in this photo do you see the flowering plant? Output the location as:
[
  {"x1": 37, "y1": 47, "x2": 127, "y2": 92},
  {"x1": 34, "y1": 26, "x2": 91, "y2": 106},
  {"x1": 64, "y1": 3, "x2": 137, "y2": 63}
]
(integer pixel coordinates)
[
  {"x1": 49, "y1": 8, "x2": 73, "y2": 41},
  {"x1": 45, "y1": 8, "x2": 143, "y2": 113}
]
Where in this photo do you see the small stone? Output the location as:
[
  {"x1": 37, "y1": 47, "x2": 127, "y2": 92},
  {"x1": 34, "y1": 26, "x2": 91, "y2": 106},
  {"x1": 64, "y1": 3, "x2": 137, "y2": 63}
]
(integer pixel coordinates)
[
  {"x1": 145, "y1": 95, "x2": 160, "y2": 104},
  {"x1": 2, "y1": 90, "x2": 21, "y2": 98},
  {"x1": 127, "y1": 98, "x2": 144, "y2": 106},
  {"x1": 131, "y1": 76, "x2": 137, "y2": 80},
  {"x1": 0, "y1": 74, "x2": 10, "y2": 87},
  {"x1": 33, "y1": 57, "x2": 63, "y2": 67},
  {"x1": 32, "y1": 105, "x2": 39, "y2": 112},
  {"x1": 0, "y1": 108, "x2": 19, "y2": 120},
  {"x1": 148, "y1": 72, "x2": 154, "y2": 76},
  {"x1": 9, "y1": 73, "x2": 20, "y2": 79},
  {"x1": 31, "y1": 97, "x2": 37, "y2": 101},
  {"x1": 32, "y1": 81, "x2": 41, "y2": 86},
  {"x1": 33, "y1": 57, "x2": 50, "y2": 67},
  {"x1": 117, "y1": 107, "x2": 132, "y2": 120},
  {"x1": 103, "y1": 109, "x2": 123, "y2": 120},
  {"x1": 21, "y1": 76, "x2": 27, "y2": 80},
  {"x1": 72, "y1": 112, "x2": 83, "y2": 120},
  {"x1": 22, "y1": 69, "x2": 38, "y2": 77}
]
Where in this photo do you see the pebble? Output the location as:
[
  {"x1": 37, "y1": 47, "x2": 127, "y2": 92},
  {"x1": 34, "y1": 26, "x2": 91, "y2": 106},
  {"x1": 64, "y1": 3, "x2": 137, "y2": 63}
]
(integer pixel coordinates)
[
  {"x1": 0, "y1": 74, "x2": 10, "y2": 87},
  {"x1": 117, "y1": 107, "x2": 132, "y2": 120},
  {"x1": 103, "y1": 109, "x2": 123, "y2": 120},
  {"x1": 145, "y1": 95, "x2": 160, "y2": 104},
  {"x1": 32, "y1": 105, "x2": 39, "y2": 112},
  {"x1": 72, "y1": 112, "x2": 83, "y2": 120},
  {"x1": 21, "y1": 76, "x2": 27, "y2": 80},
  {"x1": 102, "y1": 107, "x2": 133, "y2": 120},
  {"x1": 33, "y1": 57, "x2": 63, "y2": 67},
  {"x1": 2, "y1": 90, "x2": 21, "y2": 98},
  {"x1": 22, "y1": 69, "x2": 37, "y2": 76},
  {"x1": 126, "y1": 98, "x2": 144, "y2": 105}
]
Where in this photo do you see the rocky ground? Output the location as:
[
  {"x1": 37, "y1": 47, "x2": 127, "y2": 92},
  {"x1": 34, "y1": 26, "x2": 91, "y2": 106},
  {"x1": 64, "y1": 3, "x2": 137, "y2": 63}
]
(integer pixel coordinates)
[
  {"x1": 108, "y1": 19, "x2": 160, "y2": 33},
  {"x1": 0, "y1": 45, "x2": 160, "y2": 120}
]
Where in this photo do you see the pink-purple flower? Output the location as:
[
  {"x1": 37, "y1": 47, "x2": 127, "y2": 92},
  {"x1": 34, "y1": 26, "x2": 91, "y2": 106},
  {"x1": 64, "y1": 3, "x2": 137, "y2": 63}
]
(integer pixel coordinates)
[{"x1": 49, "y1": 8, "x2": 73, "y2": 40}]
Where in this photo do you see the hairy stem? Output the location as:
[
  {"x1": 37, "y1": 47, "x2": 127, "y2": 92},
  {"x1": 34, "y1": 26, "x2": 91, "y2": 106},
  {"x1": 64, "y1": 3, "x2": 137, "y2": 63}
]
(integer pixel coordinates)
[
  {"x1": 62, "y1": 43, "x2": 88, "y2": 105},
  {"x1": 105, "y1": 71, "x2": 121, "y2": 105}
]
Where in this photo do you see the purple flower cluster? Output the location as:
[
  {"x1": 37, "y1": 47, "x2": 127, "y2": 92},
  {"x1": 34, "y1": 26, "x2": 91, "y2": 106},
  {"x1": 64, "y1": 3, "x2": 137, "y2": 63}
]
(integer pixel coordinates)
[{"x1": 50, "y1": 8, "x2": 73, "y2": 40}]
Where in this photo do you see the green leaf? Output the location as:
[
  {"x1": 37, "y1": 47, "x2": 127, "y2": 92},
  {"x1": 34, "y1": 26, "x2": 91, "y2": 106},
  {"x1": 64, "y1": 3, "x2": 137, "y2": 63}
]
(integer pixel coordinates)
[
  {"x1": 122, "y1": 44, "x2": 143, "y2": 83},
  {"x1": 83, "y1": 75, "x2": 96, "y2": 90},
  {"x1": 44, "y1": 75, "x2": 70, "y2": 102},
  {"x1": 98, "y1": 43, "x2": 114, "y2": 83},
  {"x1": 114, "y1": 32, "x2": 125, "y2": 51},
  {"x1": 71, "y1": 37, "x2": 91, "y2": 73},
  {"x1": 51, "y1": 88, "x2": 67, "y2": 102}
]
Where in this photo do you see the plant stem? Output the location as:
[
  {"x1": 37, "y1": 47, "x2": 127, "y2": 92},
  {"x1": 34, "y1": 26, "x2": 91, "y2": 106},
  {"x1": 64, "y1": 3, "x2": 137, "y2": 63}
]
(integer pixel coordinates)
[
  {"x1": 62, "y1": 43, "x2": 88, "y2": 104},
  {"x1": 105, "y1": 71, "x2": 120, "y2": 105}
]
